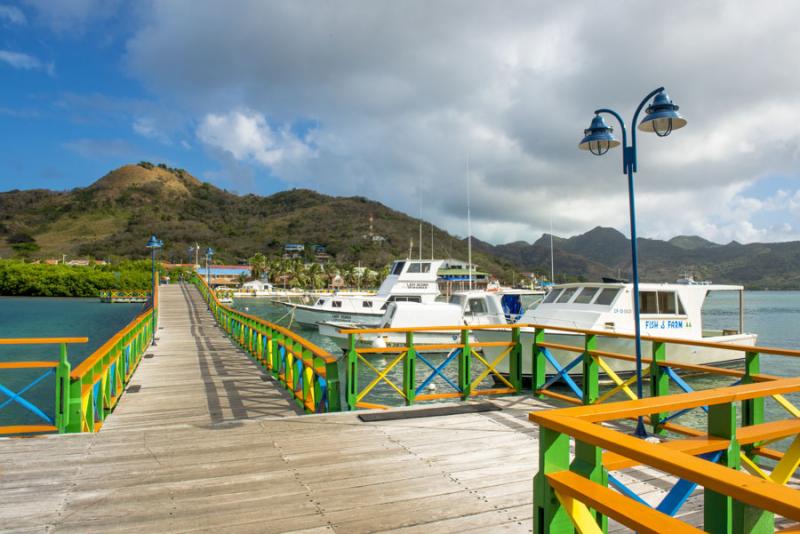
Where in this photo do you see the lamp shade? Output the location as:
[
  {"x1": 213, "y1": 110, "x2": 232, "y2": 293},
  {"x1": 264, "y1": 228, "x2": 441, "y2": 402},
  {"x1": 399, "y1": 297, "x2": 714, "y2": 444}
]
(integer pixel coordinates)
[
  {"x1": 579, "y1": 115, "x2": 620, "y2": 155},
  {"x1": 145, "y1": 235, "x2": 162, "y2": 249},
  {"x1": 638, "y1": 91, "x2": 686, "y2": 137}
]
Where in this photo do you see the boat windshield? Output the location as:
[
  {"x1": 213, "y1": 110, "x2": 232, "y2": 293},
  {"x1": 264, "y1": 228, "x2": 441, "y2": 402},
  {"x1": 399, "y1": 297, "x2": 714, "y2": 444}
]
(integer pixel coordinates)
[
  {"x1": 391, "y1": 261, "x2": 405, "y2": 275},
  {"x1": 448, "y1": 294, "x2": 467, "y2": 307},
  {"x1": 556, "y1": 288, "x2": 579, "y2": 303},
  {"x1": 407, "y1": 262, "x2": 431, "y2": 273},
  {"x1": 594, "y1": 288, "x2": 620, "y2": 306},
  {"x1": 574, "y1": 287, "x2": 600, "y2": 304},
  {"x1": 542, "y1": 289, "x2": 562, "y2": 304}
]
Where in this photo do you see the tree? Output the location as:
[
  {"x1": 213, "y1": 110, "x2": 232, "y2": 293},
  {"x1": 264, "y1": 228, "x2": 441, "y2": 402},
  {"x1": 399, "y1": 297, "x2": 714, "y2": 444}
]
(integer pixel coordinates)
[{"x1": 249, "y1": 252, "x2": 267, "y2": 280}]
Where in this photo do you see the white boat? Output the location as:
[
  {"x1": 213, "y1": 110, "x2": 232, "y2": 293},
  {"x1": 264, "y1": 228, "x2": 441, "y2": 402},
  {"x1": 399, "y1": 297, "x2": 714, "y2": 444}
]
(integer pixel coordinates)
[
  {"x1": 473, "y1": 282, "x2": 756, "y2": 377},
  {"x1": 281, "y1": 259, "x2": 444, "y2": 327},
  {"x1": 318, "y1": 290, "x2": 532, "y2": 349}
]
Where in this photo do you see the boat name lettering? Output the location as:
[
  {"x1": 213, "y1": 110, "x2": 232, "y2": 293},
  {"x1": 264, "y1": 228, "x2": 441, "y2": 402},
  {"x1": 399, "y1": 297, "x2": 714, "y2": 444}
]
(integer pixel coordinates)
[
  {"x1": 644, "y1": 320, "x2": 684, "y2": 329},
  {"x1": 405, "y1": 283, "x2": 429, "y2": 289},
  {"x1": 612, "y1": 308, "x2": 632, "y2": 314}
]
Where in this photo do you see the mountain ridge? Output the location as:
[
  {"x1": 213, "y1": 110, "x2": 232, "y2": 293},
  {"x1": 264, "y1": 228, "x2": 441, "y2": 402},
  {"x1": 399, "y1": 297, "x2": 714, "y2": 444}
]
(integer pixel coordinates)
[{"x1": 1, "y1": 163, "x2": 798, "y2": 288}]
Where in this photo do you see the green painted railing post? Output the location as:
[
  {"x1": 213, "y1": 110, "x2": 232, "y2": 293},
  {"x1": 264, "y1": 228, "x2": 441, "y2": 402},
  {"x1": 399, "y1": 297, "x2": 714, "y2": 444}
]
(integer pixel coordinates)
[
  {"x1": 346, "y1": 334, "x2": 358, "y2": 410},
  {"x1": 325, "y1": 358, "x2": 342, "y2": 412},
  {"x1": 534, "y1": 427, "x2": 572, "y2": 534},
  {"x1": 509, "y1": 327, "x2": 522, "y2": 393},
  {"x1": 459, "y1": 329, "x2": 472, "y2": 399},
  {"x1": 66, "y1": 376, "x2": 82, "y2": 433},
  {"x1": 582, "y1": 334, "x2": 598, "y2": 405},
  {"x1": 404, "y1": 331, "x2": 416, "y2": 405},
  {"x1": 571, "y1": 439, "x2": 608, "y2": 533},
  {"x1": 735, "y1": 351, "x2": 773, "y2": 533},
  {"x1": 270, "y1": 332, "x2": 281, "y2": 379},
  {"x1": 532, "y1": 328, "x2": 546, "y2": 397},
  {"x1": 55, "y1": 343, "x2": 71, "y2": 433},
  {"x1": 649, "y1": 341, "x2": 669, "y2": 435},
  {"x1": 301, "y1": 347, "x2": 312, "y2": 413},
  {"x1": 705, "y1": 402, "x2": 741, "y2": 534}
]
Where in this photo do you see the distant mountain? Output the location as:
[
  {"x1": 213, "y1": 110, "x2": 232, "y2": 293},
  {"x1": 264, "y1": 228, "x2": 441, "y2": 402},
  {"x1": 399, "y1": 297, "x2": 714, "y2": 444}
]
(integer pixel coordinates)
[
  {"x1": 2, "y1": 162, "x2": 799, "y2": 288},
  {"x1": 0, "y1": 163, "x2": 517, "y2": 278},
  {"x1": 477, "y1": 226, "x2": 800, "y2": 289}
]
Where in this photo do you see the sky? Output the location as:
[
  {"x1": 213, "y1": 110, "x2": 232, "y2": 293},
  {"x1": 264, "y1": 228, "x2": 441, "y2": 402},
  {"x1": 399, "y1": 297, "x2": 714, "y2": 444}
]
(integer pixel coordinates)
[{"x1": 1, "y1": 1, "x2": 799, "y2": 246}]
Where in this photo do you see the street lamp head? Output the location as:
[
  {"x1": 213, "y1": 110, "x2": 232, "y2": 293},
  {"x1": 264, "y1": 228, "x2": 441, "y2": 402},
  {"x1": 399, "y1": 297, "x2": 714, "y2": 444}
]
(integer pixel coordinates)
[
  {"x1": 145, "y1": 235, "x2": 163, "y2": 249},
  {"x1": 579, "y1": 114, "x2": 620, "y2": 156},
  {"x1": 206, "y1": 247, "x2": 214, "y2": 257},
  {"x1": 638, "y1": 90, "x2": 686, "y2": 137}
]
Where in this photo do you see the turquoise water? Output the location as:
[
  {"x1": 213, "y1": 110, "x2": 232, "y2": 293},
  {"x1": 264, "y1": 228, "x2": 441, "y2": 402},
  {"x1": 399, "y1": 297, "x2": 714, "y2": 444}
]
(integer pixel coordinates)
[{"x1": 0, "y1": 297, "x2": 144, "y2": 427}]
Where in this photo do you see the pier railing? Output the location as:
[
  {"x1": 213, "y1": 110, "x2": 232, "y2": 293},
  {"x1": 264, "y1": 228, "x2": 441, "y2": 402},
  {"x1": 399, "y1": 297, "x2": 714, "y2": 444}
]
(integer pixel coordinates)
[
  {"x1": 99, "y1": 289, "x2": 150, "y2": 303},
  {"x1": 340, "y1": 323, "x2": 800, "y2": 429},
  {"x1": 339, "y1": 325, "x2": 524, "y2": 410},
  {"x1": 192, "y1": 274, "x2": 341, "y2": 413},
  {"x1": 0, "y1": 284, "x2": 157, "y2": 435},
  {"x1": 531, "y1": 377, "x2": 800, "y2": 533}
]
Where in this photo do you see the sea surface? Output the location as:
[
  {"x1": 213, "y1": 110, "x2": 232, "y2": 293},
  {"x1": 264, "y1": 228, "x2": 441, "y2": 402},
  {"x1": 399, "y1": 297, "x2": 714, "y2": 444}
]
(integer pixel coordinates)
[{"x1": 0, "y1": 297, "x2": 144, "y2": 427}]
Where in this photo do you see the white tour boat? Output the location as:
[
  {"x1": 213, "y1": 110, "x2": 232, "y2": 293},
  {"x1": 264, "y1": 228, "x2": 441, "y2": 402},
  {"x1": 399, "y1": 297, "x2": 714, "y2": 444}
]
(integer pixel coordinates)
[
  {"x1": 473, "y1": 282, "x2": 756, "y2": 377},
  {"x1": 318, "y1": 290, "x2": 518, "y2": 349},
  {"x1": 281, "y1": 259, "x2": 444, "y2": 327}
]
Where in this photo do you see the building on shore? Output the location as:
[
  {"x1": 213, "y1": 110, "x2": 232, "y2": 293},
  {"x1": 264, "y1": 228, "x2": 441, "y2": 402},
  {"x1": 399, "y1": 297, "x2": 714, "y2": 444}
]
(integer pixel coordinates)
[{"x1": 436, "y1": 258, "x2": 490, "y2": 295}]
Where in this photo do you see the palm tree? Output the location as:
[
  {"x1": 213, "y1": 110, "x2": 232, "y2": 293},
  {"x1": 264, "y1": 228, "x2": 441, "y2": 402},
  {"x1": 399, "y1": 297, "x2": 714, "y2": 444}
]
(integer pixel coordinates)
[{"x1": 249, "y1": 252, "x2": 267, "y2": 280}]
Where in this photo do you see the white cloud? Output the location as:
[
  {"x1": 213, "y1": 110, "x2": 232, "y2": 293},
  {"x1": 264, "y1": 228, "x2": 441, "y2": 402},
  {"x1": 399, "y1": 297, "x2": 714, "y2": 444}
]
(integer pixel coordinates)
[
  {"x1": 0, "y1": 50, "x2": 54, "y2": 75},
  {"x1": 133, "y1": 116, "x2": 171, "y2": 144},
  {"x1": 196, "y1": 109, "x2": 314, "y2": 168},
  {"x1": 0, "y1": 5, "x2": 26, "y2": 25},
  {"x1": 22, "y1": 0, "x2": 120, "y2": 34},
  {"x1": 122, "y1": 1, "x2": 800, "y2": 244}
]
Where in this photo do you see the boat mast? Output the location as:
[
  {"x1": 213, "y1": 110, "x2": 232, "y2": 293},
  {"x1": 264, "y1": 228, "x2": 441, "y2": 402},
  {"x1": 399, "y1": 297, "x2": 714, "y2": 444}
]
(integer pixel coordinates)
[
  {"x1": 418, "y1": 180, "x2": 423, "y2": 261},
  {"x1": 467, "y1": 156, "x2": 473, "y2": 291},
  {"x1": 549, "y1": 217, "x2": 555, "y2": 284}
]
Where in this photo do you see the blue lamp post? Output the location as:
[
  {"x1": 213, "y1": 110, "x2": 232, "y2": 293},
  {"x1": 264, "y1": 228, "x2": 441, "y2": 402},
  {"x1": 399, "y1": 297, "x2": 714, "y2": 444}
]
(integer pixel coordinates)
[
  {"x1": 145, "y1": 235, "x2": 163, "y2": 345},
  {"x1": 579, "y1": 87, "x2": 686, "y2": 437},
  {"x1": 205, "y1": 247, "x2": 214, "y2": 286}
]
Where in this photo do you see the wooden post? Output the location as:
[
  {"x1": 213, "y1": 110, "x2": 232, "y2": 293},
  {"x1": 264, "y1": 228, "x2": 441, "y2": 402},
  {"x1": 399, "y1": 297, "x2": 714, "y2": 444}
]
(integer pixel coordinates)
[
  {"x1": 705, "y1": 402, "x2": 739, "y2": 534},
  {"x1": 582, "y1": 334, "x2": 598, "y2": 405},
  {"x1": 509, "y1": 327, "x2": 522, "y2": 393},
  {"x1": 346, "y1": 334, "x2": 358, "y2": 410},
  {"x1": 459, "y1": 329, "x2": 472, "y2": 399},
  {"x1": 571, "y1": 439, "x2": 608, "y2": 532},
  {"x1": 532, "y1": 328, "x2": 546, "y2": 397},
  {"x1": 649, "y1": 341, "x2": 668, "y2": 434},
  {"x1": 534, "y1": 427, "x2": 572, "y2": 534},
  {"x1": 55, "y1": 343, "x2": 71, "y2": 433},
  {"x1": 404, "y1": 331, "x2": 416, "y2": 405}
]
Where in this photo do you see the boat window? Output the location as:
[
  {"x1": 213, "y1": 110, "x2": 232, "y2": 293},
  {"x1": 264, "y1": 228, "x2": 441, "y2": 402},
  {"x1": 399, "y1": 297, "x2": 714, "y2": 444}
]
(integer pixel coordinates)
[
  {"x1": 542, "y1": 289, "x2": 563, "y2": 304},
  {"x1": 315, "y1": 299, "x2": 326, "y2": 306},
  {"x1": 594, "y1": 288, "x2": 620, "y2": 306},
  {"x1": 466, "y1": 298, "x2": 488, "y2": 315},
  {"x1": 677, "y1": 296, "x2": 686, "y2": 315},
  {"x1": 556, "y1": 287, "x2": 578, "y2": 303},
  {"x1": 658, "y1": 292, "x2": 676, "y2": 314},
  {"x1": 381, "y1": 305, "x2": 397, "y2": 328},
  {"x1": 332, "y1": 300, "x2": 342, "y2": 308},
  {"x1": 448, "y1": 294, "x2": 467, "y2": 307},
  {"x1": 362, "y1": 301, "x2": 373, "y2": 308},
  {"x1": 391, "y1": 261, "x2": 405, "y2": 275},
  {"x1": 639, "y1": 292, "x2": 658, "y2": 314},
  {"x1": 406, "y1": 262, "x2": 431, "y2": 273},
  {"x1": 574, "y1": 287, "x2": 600, "y2": 304}
]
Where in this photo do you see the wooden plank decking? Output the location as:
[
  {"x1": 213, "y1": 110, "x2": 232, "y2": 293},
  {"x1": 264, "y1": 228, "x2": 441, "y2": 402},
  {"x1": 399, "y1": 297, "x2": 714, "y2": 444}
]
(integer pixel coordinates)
[{"x1": 0, "y1": 284, "x2": 777, "y2": 533}]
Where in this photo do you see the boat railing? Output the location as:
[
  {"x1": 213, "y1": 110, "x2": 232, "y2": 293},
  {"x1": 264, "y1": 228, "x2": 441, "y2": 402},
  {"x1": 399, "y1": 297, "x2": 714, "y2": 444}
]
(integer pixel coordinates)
[
  {"x1": 531, "y1": 377, "x2": 800, "y2": 533},
  {"x1": 192, "y1": 274, "x2": 341, "y2": 413},
  {"x1": 0, "y1": 283, "x2": 157, "y2": 435}
]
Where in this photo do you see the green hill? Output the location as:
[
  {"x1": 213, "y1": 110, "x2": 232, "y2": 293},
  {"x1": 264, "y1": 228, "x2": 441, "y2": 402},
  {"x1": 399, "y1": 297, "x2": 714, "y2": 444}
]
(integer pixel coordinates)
[
  {"x1": 0, "y1": 163, "x2": 518, "y2": 279},
  {"x1": 2, "y1": 162, "x2": 799, "y2": 288}
]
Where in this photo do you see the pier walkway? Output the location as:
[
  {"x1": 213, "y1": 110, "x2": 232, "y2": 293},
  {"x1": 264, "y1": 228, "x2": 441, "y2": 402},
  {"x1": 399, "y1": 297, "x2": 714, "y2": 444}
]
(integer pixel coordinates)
[{"x1": 0, "y1": 285, "x2": 702, "y2": 533}]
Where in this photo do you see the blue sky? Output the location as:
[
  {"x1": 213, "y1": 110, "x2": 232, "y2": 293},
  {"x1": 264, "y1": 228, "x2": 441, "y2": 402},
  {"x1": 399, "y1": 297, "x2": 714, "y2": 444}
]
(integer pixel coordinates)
[{"x1": 1, "y1": 1, "x2": 799, "y2": 244}]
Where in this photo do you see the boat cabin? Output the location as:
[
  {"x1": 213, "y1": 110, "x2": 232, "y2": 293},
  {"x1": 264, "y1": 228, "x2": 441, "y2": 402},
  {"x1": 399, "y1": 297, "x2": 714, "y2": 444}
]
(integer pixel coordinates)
[{"x1": 528, "y1": 282, "x2": 746, "y2": 338}]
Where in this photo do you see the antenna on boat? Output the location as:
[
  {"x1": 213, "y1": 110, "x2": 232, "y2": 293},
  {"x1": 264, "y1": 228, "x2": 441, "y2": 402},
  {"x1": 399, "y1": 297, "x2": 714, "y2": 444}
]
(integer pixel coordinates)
[
  {"x1": 430, "y1": 223, "x2": 434, "y2": 261},
  {"x1": 549, "y1": 217, "x2": 555, "y2": 285},
  {"x1": 467, "y1": 155, "x2": 473, "y2": 291},
  {"x1": 418, "y1": 179, "x2": 423, "y2": 261}
]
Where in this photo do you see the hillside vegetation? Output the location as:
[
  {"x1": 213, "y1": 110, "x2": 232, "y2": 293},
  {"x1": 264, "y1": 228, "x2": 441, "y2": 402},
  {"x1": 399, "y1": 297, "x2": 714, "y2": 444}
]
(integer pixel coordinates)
[{"x1": 2, "y1": 163, "x2": 799, "y2": 289}]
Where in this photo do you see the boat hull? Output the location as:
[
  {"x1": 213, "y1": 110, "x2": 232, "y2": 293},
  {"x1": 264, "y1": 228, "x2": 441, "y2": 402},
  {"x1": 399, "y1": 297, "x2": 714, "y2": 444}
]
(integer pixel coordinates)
[
  {"x1": 473, "y1": 329, "x2": 757, "y2": 376},
  {"x1": 318, "y1": 323, "x2": 472, "y2": 351},
  {"x1": 288, "y1": 303, "x2": 385, "y2": 328}
]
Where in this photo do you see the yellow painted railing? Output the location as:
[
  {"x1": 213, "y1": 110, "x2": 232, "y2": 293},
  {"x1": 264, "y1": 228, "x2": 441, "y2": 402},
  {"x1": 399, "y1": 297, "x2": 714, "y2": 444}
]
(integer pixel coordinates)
[
  {"x1": 193, "y1": 275, "x2": 341, "y2": 413},
  {"x1": 531, "y1": 377, "x2": 800, "y2": 533},
  {"x1": 0, "y1": 284, "x2": 156, "y2": 434}
]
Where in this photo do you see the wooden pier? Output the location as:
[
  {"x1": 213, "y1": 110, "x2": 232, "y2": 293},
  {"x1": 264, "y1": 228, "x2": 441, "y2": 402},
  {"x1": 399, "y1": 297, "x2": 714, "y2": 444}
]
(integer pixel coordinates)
[{"x1": 1, "y1": 284, "x2": 798, "y2": 532}]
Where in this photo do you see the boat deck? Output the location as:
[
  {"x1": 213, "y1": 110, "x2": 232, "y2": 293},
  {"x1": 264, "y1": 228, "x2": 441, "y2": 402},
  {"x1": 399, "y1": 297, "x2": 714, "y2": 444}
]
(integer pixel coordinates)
[{"x1": 0, "y1": 285, "x2": 780, "y2": 532}]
